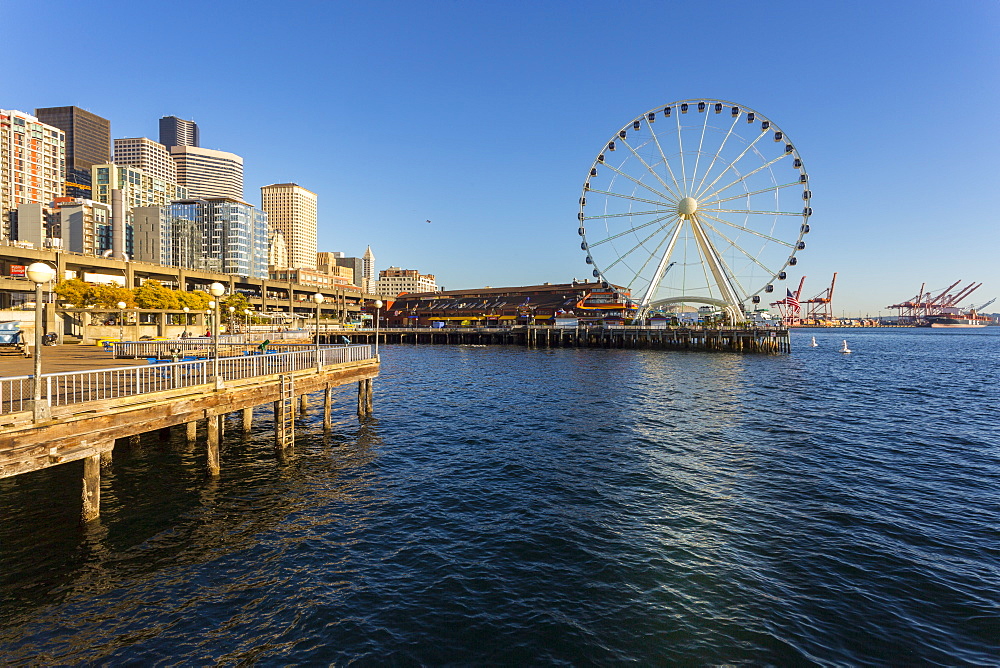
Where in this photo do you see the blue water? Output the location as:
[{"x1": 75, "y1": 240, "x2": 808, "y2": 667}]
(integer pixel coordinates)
[{"x1": 1, "y1": 328, "x2": 998, "y2": 665}]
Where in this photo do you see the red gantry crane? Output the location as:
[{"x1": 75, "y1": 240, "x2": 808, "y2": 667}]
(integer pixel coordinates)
[{"x1": 887, "y1": 280, "x2": 983, "y2": 323}]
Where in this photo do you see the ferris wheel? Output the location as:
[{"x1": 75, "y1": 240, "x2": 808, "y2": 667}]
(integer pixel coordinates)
[{"x1": 578, "y1": 99, "x2": 812, "y2": 322}]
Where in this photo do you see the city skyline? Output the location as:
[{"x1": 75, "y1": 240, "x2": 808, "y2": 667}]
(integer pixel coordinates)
[{"x1": 4, "y1": 1, "x2": 999, "y2": 314}]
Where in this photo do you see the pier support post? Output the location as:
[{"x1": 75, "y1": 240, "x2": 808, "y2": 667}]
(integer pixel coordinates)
[
  {"x1": 323, "y1": 386, "x2": 333, "y2": 431},
  {"x1": 206, "y1": 414, "x2": 221, "y2": 476},
  {"x1": 186, "y1": 420, "x2": 197, "y2": 445},
  {"x1": 299, "y1": 393, "x2": 308, "y2": 415},
  {"x1": 242, "y1": 407, "x2": 253, "y2": 434},
  {"x1": 82, "y1": 453, "x2": 101, "y2": 522},
  {"x1": 357, "y1": 379, "x2": 373, "y2": 417}
]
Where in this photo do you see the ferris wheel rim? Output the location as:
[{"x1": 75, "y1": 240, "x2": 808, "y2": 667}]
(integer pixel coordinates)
[{"x1": 577, "y1": 98, "x2": 811, "y2": 314}]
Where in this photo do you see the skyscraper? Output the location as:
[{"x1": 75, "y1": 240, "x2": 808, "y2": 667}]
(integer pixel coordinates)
[
  {"x1": 113, "y1": 137, "x2": 177, "y2": 184},
  {"x1": 158, "y1": 116, "x2": 199, "y2": 148},
  {"x1": 260, "y1": 183, "x2": 318, "y2": 270},
  {"x1": 169, "y1": 145, "x2": 243, "y2": 200},
  {"x1": 34, "y1": 106, "x2": 109, "y2": 199},
  {"x1": 1, "y1": 109, "x2": 65, "y2": 240},
  {"x1": 362, "y1": 245, "x2": 376, "y2": 294}
]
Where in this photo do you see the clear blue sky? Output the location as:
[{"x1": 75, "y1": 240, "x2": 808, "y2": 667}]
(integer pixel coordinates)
[{"x1": 4, "y1": 0, "x2": 998, "y2": 315}]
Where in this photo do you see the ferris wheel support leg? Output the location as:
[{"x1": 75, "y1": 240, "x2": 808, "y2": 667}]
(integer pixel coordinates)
[
  {"x1": 689, "y1": 215, "x2": 743, "y2": 320},
  {"x1": 636, "y1": 222, "x2": 685, "y2": 321}
]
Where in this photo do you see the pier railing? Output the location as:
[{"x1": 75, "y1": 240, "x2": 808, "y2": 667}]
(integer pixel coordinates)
[
  {"x1": 110, "y1": 339, "x2": 317, "y2": 359},
  {"x1": 0, "y1": 344, "x2": 374, "y2": 415}
]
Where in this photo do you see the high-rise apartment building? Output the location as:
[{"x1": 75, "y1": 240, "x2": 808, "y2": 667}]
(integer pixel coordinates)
[
  {"x1": 113, "y1": 137, "x2": 177, "y2": 183},
  {"x1": 91, "y1": 164, "x2": 188, "y2": 209},
  {"x1": 152, "y1": 198, "x2": 269, "y2": 278},
  {"x1": 158, "y1": 116, "x2": 199, "y2": 148},
  {"x1": 260, "y1": 183, "x2": 317, "y2": 269},
  {"x1": 268, "y1": 230, "x2": 288, "y2": 268},
  {"x1": 169, "y1": 145, "x2": 243, "y2": 200},
  {"x1": 54, "y1": 198, "x2": 112, "y2": 255},
  {"x1": 34, "y1": 106, "x2": 109, "y2": 199},
  {"x1": 0, "y1": 109, "x2": 65, "y2": 240}
]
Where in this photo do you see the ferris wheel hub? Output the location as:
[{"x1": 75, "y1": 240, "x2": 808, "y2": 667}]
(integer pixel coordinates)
[{"x1": 677, "y1": 196, "x2": 699, "y2": 217}]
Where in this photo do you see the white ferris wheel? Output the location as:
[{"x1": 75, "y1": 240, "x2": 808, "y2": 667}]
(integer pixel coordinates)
[{"x1": 578, "y1": 99, "x2": 812, "y2": 322}]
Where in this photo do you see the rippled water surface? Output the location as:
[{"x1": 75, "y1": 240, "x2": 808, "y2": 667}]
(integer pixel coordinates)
[{"x1": 1, "y1": 328, "x2": 998, "y2": 665}]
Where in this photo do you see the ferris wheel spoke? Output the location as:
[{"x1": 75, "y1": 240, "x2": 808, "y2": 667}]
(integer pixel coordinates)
[
  {"x1": 623, "y1": 222, "x2": 678, "y2": 290},
  {"x1": 708, "y1": 208, "x2": 802, "y2": 216},
  {"x1": 600, "y1": 217, "x2": 677, "y2": 273},
  {"x1": 693, "y1": 114, "x2": 740, "y2": 195},
  {"x1": 646, "y1": 121, "x2": 683, "y2": 195},
  {"x1": 585, "y1": 188, "x2": 676, "y2": 208},
  {"x1": 618, "y1": 139, "x2": 682, "y2": 201},
  {"x1": 698, "y1": 211, "x2": 794, "y2": 248},
  {"x1": 633, "y1": 220, "x2": 685, "y2": 306},
  {"x1": 582, "y1": 208, "x2": 674, "y2": 221},
  {"x1": 587, "y1": 213, "x2": 677, "y2": 247},
  {"x1": 689, "y1": 109, "x2": 711, "y2": 190},
  {"x1": 676, "y1": 112, "x2": 688, "y2": 193},
  {"x1": 701, "y1": 181, "x2": 802, "y2": 207},
  {"x1": 693, "y1": 129, "x2": 768, "y2": 200},
  {"x1": 697, "y1": 215, "x2": 778, "y2": 277},
  {"x1": 696, "y1": 152, "x2": 793, "y2": 202},
  {"x1": 599, "y1": 161, "x2": 675, "y2": 202}
]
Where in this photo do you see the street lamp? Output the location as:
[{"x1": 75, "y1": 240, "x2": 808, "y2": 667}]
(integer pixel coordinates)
[
  {"x1": 312, "y1": 293, "x2": 325, "y2": 369},
  {"x1": 373, "y1": 299, "x2": 383, "y2": 357},
  {"x1": 228, "y1": 305, "x2": 236, "y2": 334},
  {"x1": 182, "y1": 306, "x2": 190, "y2": 337},
  {"x1": 26, "y1": 262, "x2": 56, "y2": 421},
  {"x1": 209, "y1": 282, "x2": 226, "y2": 388},
  {"x1": 117, "y1": 301, "x2": 127, "y2": 341}
]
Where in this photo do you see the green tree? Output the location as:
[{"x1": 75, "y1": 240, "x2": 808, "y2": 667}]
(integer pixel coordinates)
[
  {"x1": 53, "y1": 278, "x2": 91, "y2": 307},
  {"x1": 134, "y1": 280, "x2": 180, "y2": 310}
]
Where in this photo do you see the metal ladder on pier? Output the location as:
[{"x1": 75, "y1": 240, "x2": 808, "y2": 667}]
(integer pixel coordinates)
[{"x1": 277, "y1": 374, "x2": 295, "y2": 448}]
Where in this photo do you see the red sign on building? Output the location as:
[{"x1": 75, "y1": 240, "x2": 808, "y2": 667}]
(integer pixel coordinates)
[{"x1": 10, "y1": 265, "x2": 25, "y2": 277}]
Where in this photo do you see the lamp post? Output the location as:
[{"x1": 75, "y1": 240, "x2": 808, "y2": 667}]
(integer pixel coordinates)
[
  {"x1": 373, "y1": 299, "x2": 383, "y2": 357},
  {"x1": 182, "y1": 306, "x2": 190, "y2": 337},
  {"x1": 26, "y1": 262, "x2": 56, "y2": 421},
  {"x1": 116, "y1": 301, "x2": 127, "y2": 341},
  {"x1": 209, "y1": 282, "x2": 226, "y2": 388},
  {"x1": 228, "y1": 305, "x2": 235, "y2": 334},
  {"x1": 312, "y1": 293, "x2": 324, "y2": 370}
]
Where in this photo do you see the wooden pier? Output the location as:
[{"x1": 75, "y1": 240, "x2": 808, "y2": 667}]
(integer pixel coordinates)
[
  {"x1": 326, "y1": 325, "x2": 791, "y2": 353},
  {"x1": 0, "y1": 345, "x2": 378, "y2": 521}
]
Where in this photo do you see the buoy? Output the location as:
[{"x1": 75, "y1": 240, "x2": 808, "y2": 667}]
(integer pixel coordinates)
[
  {"x1": 810, "y1": 336, "x2": 818, "y2": 347},
  {"x1": 840, "y1": 340, "x2": 851, "y2": 354}
]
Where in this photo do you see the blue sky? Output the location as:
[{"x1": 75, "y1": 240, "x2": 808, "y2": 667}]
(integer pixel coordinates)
[{"x1": 4, "y1": 0, "x2": 998, "y2": 314}]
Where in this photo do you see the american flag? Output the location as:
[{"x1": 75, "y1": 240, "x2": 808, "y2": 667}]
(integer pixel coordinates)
[{"x1": 786, "y1": 288, "x2": 800, "y2": 312}]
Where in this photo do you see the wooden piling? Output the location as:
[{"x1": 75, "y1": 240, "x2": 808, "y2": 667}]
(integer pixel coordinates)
[
  {"x1": 323, "y1": 386, "x2": 332, "y2": 431},
  {"x1": 206, "y1": 415, "x2": 221, "y2": 476},
  {"x1": 242, "y1": 407, "x2": 253, "y2": 434},
  {"x1": 82, "y1": 454, "x2": 101, "y2": 522}
]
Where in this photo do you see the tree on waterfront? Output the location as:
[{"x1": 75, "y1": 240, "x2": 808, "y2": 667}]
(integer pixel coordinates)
[
  {"x1": 177, "y1": 290, "x2": 212, "y2": 311},
  {"x1": 87, "y1": 284, "x2": 135, "y2": 308},
  {"x1": 134, "y1": 280, "x2": 181, "y2": 310},
  {"x1": 53, "y1": 278, "x2": 91, "y2": 307}
]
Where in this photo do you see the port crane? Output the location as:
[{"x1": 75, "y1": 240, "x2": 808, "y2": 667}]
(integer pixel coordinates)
[
  {"x1": 770, "y1": 273, "x2": 838, "y2": 325},
  {"x1": 887, "y1": 280, "x2": 983, "y2": 323}
]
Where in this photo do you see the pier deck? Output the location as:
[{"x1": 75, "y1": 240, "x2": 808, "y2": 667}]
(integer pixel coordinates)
[{"x1": 0, "y1": 345, "x2": 379, "y2": 521}]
